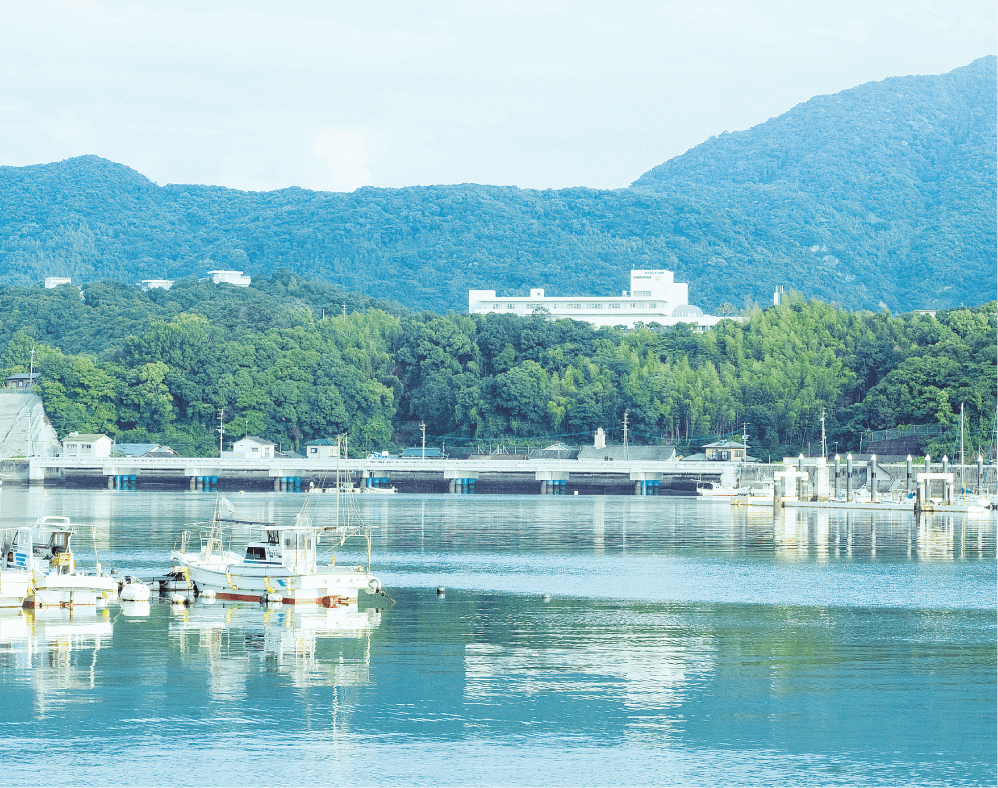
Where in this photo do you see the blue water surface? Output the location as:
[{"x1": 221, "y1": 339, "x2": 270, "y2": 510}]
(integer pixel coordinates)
[{"x1": 0, "y1": 489, "x2": 994, "y2": 786}]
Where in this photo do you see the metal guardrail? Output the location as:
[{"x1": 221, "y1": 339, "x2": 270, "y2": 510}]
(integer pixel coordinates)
[
  {"x1": 31, "y1": 455, "x2": 736, "y2": 476},
  {"x1": 864, "y1": 424, "x2": 944, "y2": 444}
]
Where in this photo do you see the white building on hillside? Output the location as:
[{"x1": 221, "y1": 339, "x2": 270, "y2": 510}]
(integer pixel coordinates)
[
  {"x1": 228, "y1": 436, "x2": 275, "y2": 458},
  {"x1": 62, "y1": 432, "x2": 113, "y2": 458},
  {"x1": 140, "y1": 279, "x2": 174, "y2": 290},
  {"x1": 207, "y1": 270, "x2": 251, "y2": 287},
  {"x1": 469, "y1": 269, "x2": 725, "y2": 330},
  {"x1": 45, "y1": 277, "x2": 73, "y2": 289}
]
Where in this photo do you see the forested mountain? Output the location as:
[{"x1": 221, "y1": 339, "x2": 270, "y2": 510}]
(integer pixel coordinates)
[
  {"x1": 0, "y1": 277, "x2": 994, "y2": 459},
  {"x1": 0, "y1": 59, "x2": 993, "y2": 313},
  {"x1": 632, "y1": 56, "x2": 997, "y2": 312}
]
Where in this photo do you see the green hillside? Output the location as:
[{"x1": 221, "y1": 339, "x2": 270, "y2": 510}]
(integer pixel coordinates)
[
  {"x1": 633, "y1": 56, "x2": 997, "y2": 309},
  {"x1": 0, "y1": 58, "x2": 993, "y2": 313}
]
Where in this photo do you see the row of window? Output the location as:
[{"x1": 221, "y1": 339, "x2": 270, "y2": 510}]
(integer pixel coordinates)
[{"x1": 488, "y1": 302, "x2": 659, "y2": 311}]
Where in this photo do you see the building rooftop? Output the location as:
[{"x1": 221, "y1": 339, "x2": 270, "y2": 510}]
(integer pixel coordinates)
[
  {"x1": 236, "y1": 435, "x2": 275, "y2": 446},
  {"x1": 64, "y1": 432, "x2": 110, "y2": 442}
]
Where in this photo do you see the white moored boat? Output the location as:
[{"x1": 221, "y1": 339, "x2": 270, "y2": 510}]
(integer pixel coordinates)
[
  {"x1": 0, "y1": 531, "x2": 32, "y2": 607},
  {"x1": 696, "y1": 482, "x2": 748, "y2": 498},
  {"x1": 1, "y1": 516, "x2": 117, "y2": 608},
  {"x1": 169, "y1": 498, "x2": 382, "y2": 606}
]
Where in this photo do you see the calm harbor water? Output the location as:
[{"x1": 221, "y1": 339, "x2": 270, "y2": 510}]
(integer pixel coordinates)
[{"x1": 1, "y1": 487, "x2": 995, "y2": 786}]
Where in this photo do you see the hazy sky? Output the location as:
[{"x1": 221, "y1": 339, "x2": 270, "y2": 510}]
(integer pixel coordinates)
[{"x1": 1, "y1": 1, "x2": 994, "y2": 192}]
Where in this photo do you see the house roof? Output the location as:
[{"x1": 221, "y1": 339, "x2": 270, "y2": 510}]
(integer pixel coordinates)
[
  {"x1": 116, "y1": 443, "x2": 161, "y2": 456},
  {"x1": 703, "y1": 440, "x2": 747, "y2": 449},
  {"x1": 64, "y1": 433, "x2": 111, "y2": 442},
  {"x1": 235, "y1": 435, "x2": 275, "y2": 447},
  {"x1": 146, "y1": 448, "x2": 179, "y2": 458},
  {"x1": 527, "y1": 446, "x2": 581, "y2": 460},
  {"x1": 307, "y1": 439, "x2": 339, "y2": 446},
  {"x1": 578, "y1": 445, "x2": 676, "y2": 461},
  {"x1": 5, "y1": 372, "x2": 39, "y2": 381}
]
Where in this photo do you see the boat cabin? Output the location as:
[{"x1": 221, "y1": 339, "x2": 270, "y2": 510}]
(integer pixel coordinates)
[
  {"x1": 243, "y1": 526, "x2": 317, "y2": 571},
  {"x1": 2, "y1": 516, "x2": 76, "y2": 574}
]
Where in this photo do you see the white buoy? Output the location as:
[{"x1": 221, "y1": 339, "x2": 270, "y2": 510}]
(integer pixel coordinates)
[
  {"x1": 201, "y1": 589, "x2": 217, "y2": 600},
  {"x1": 170, "y1": 592, "x2": 187, "y2": 605},
  {"x1": 120, "y1": 579, "x2": 151, "y2": 602},
  {"x1": 541, "y1": 593, "x2": 551, "y2": 602},
  {"x1": 120, "y1": 600, "x2": 151, "y2": 617}
]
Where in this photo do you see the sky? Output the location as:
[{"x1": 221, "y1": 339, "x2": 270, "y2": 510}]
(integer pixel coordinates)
[{"x1": 0, "y1": 0, "x2": 994, "y2": 193}]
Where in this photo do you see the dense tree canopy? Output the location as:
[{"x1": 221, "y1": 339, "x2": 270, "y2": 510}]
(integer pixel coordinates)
[{"x1": 0, "y1": 277, "x2": 993, "y2": 459}]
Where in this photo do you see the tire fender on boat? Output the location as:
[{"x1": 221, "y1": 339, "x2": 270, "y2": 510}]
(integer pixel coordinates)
[{"x1": 368, "y1": 577, "x2": 381, "y2": 593}]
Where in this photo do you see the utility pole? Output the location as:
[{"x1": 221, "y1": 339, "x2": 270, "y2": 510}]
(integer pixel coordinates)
[
  {"x1": 217, "y1": 409, "x2": 225, "y2": 457},
  {"x1": 622, "y1": 410, "x2": 629, "y2": 459},
  {"x1": 26, "y1": 348, "x2": 36, "y2": 457},
  {"x1": 820, "y1": 409, "x2": 827, "y2": 459},
  {"x1": 741, "y1": 421, "x2": 749, "y2": 452},
  {"x1": 342, "y1": 303, "x2": 347, "y2": 318},
  {"x1": 419, "y1": 420, "x2": 427, "y2": 458}
]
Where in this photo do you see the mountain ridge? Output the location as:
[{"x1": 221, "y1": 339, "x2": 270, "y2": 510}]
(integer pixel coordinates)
[{"x1": 0, "y1": 57, "x2": 993, "y2": 313}]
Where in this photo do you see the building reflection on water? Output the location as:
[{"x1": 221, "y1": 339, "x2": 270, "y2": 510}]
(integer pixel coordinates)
[
  {"x1": 463, "y1": 609, "x2": 716, "y2": 741},
  {"x1": 767, "y1": 508, "x2": 995, "y2": 562}
]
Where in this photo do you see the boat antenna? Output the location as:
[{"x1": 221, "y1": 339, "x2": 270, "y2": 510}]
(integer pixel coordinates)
[{"x1": 91, "y1": 522, "x2": 102, "y2": 575}]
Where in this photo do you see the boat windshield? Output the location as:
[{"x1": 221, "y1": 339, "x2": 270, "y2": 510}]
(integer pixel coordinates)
[{"x1": 280, "y1": 529, "x2": 316, "y2": 569}]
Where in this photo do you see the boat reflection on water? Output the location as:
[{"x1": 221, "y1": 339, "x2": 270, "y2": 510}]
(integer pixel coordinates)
[
  {"x1": 168, "y1": 601, "x2": 381, "y2": 691},
  {"x1": 0, "y1": 607, "x2": 113, "y2": 712}
]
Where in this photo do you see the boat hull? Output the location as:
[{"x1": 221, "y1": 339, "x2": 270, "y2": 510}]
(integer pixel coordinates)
[
  {"x1": 0, "y1": 571, "x2": 31, "y2": 608},
  {"x1": 26, "y1": 573, "x2": 118, "y2": 608},
  {"x1": 179, "y1": 559, "x2": 377, "y2": 605}
]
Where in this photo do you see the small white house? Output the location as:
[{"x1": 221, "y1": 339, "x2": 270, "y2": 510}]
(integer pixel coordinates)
[
  {"x1": 207, "y1": 270, "x2": 251, "y2": 287},
  {"x1": 62, "y1": 432, "x2": 113, "y2": 458},
  {"x1": 45, "y1": 277, "x2": 73, "y2": 289},
  {"x1": 231, "y1": 436, "x2": 275, "y2": 458},
  {"x1": 139, "y1": 279, "x2": 174, "y2": 290},
  {"x1": 306, "y1": 439, "x2": 340, "y2": 459}
]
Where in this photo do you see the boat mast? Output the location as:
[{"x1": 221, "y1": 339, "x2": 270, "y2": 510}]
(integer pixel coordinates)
[
  {"x1": 960, "y1": 403, "x2": 965, "y2": 500},
  {"x1": 335, "y1": 434, "x2": 342, "y2": 527}
]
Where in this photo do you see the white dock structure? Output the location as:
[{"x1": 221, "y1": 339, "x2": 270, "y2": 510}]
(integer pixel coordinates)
[{"x1": 26, "y1": 455, "x2": 734, "y2": 494}]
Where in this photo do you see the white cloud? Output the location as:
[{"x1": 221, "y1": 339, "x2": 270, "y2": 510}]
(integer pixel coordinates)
[{"x1": 0, "y1": 0, "x2": 992, "y2": 190}]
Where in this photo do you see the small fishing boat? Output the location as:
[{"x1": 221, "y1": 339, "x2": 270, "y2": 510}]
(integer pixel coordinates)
[
  {"x1": 1, "y1": 516, "x2": 117, "y2": 608},
  {"x1": 169, "y1": 497, "x2": 381, "y2": 606},
  {"x1": 731, "y1": 482, "x2": 775, "y2": 506},
  {"x1": 696, "y1": 481, "x2": 747, "y2": 498},
  {"x1": 154, "y1": 567, "x2": 192, "y2": 595}
]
